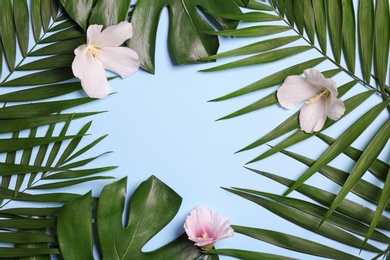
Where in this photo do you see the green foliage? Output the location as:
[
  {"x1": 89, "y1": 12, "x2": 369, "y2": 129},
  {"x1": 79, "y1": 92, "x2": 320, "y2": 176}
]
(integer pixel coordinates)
[
  {"x1": 59, "y1": 0, "x2": 242, "y2": 74},
  {"x1": 200, "y1": 0, "x2": 390, "y2": 258},
  {"x1": 128, "y1": 0, "x2": 242, "y2": 73},
  {"x1": 57, "y1": 176, "x2": 203, "y2": 259},
  {"x1": 0, "y1": 0, "x2": 389, "y2": 259},
  {"x1": 0, "y1": 0, "x2": 116, "y2": 258},
  {"x1": 59, "y1": 0, "x2": 132, "y2": 30}
]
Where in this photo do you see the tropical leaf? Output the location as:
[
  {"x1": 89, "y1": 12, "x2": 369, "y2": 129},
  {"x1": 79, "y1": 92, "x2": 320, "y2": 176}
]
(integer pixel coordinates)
[
  {"x1": 189, "y1": 2, "x2": 390, "y2": 258},
  {"x1": 58, "y1": 0, "x2": 94, "y2": 30},
  {"x1": 220, "y1": 166, "x2": 390, "y2": 259},
  {"x1": 200, "y1": 36, "x2": 301, "y2": 61},
  {"x1": 316, "y1": 133, "x2": 390, "y2": 182},
  {"x1": 283, "y1": 100, "x2": 390, "y2": 196},
  {"x1": 204, "y1": 0, "x2": 389, "y2": 153},
  {"x1": 202, "y1": 0, "x2": 389, "y2": 217},
  {"x1": 0, "y1": 0, "x2": 17, "y2": 71},
  {"x1": 60, "y1": 0, "x2": 132, "y2": 30},
  {"x1": 358, "y1": 0, "x2": 374, "y2": 82},
  {"x1": 57, "y1": 176, "x2": 204, "y2": 259},
  {"x1": 200, "y1": 46, "x2": 313, "y2": 72},
  {"x1": 208, "y1": 248, "x2": 297, "y2": 260},
  {"x1": 373, "y1": 0, "x2": 390, "y2": 91},
  {"x1": 0, "y1": 0, "x2": 388, "y2": 260},
  {"x1": 279, "y1": 149, "x2": 389, "y2": 209},
  {"x1": 246, "y1": 167, "x2": 390, "y2": 230},
  {"x1": 225, "y1": 187, "x2": 384, "y2": 253},
  {"x1": 89, "y1": 0, "x2": 132, "y2": 27},
  {"x1": 321, "y1": 117, "x2": 390, "y2": 235},
  {"x1": 209, "y1": 58, "x2": 325, "y2": 101},
  {"x1": 246, "y1": 89, "x2": 375, "y2": 163},
  {"x1": 128, "y1": 0, "x2": 242, "y2": 73},
  {"x1": 229, "y1": 225, "x2": 364, "y2": 260},
  {"x1": 0, "y1": 1, "x2": 116, "y2": 258}
]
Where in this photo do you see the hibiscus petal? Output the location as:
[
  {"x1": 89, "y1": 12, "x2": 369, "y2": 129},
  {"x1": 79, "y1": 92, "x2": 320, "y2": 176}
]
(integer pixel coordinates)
[
  {"x1": 72, "y1": 44, "x2": 88, "y2": 79},
  {"x1": 86, "y1": 24, "x2": 103, "y2": 45},
  {"x1": 74, "y1": 52, "x2": 110, "y2": 98},
  {"x1": 94, "y1": 21, "x2": 133, "y2": 48},
  {"x1": 326, "y1": 97, "x2": 345, "y2": 120},
  {"x1": 323, "y1": 78, "x2": 338, "y2": 93},
  {"x1": 277, "y1": 75, "x2": 320, "y2": 109},
  {"x1": 299, "y1": 99, "x2": 327, "y2": 133},
  {"x1": 304, "y1": 68, "x2": 327, "y2": 86},
  {"x1": 99, "y1": 46, "x2": 140, "y2": 78}
]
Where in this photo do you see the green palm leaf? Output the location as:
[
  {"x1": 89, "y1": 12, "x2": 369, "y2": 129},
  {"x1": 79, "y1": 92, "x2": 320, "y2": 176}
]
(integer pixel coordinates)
[
  {"x1": 204, "y1": 0, "x2": 389, "y2": 172},
  {"x1": 229, "y1": 225, "x2": 363, "y2": 260},
  {"x1": 284, "y1": 100, "x2": 389, "y2": 196},
  {"x1": 246, "y1": 167, "x2": 390, "y2": 229},
  {"x1": 0, "y1": 0, "x2": 387, "y2": 259},
  {"x1": 200, "y1": 3, "x2": 389, "y2": 257},
  {"x1": 358, "y1": 0, "x2": 374, "y2": 82},
  {"x1": 201, "y1": 3, "x2": 389, "y2": 237},
  {"x1": 208, "y1": 249, "x2": 297, "y2": 260},
  {"x1": 221, "y1": 166, "x2": 390, "y2": 259},
  {"x1": 246, "y1": 90, "x2": 375, "y2": 163},
  {"x1": 322, "y1": 117, "x2": 390, "y2": 233},
  {"x1": 341, "y1": 0, "x2": 356, "y2": 73},
  {"x1": 0, "y1": 1, "x2": 117, "y2": 258},
  {"x1": 279, "y1": 149, "x2": 388, "y2": 209},
  {"x1": 209, "y1": 58, "x2": 325, "y2": 101},
  {"x1": 225, "y1": 187, "x2": 384, "y2": 253},
  {"x1": 316, "y1": 133, "x2": 389, "y2": 181},
  {"x1": 200, "y1": 46, "x2": 312, "y2": 72},
  {"x1": 374, "y1": 0, "x2": 390, "y2": 91},
  {"x1": 327, "y1": 0, "x2": 342, "y2": 62}
]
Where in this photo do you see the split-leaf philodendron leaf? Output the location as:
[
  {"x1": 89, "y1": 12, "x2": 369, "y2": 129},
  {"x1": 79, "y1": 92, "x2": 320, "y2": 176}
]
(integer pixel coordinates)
[
  {"x1": 59, "y1": 0, "x2": 132, "y2": 30},
  {"x1": 128, "y1": 0, "x2": 242, "y2": 73},
  {"x1": 57, "y1": 176, "x2": 203, "y2": 259}
]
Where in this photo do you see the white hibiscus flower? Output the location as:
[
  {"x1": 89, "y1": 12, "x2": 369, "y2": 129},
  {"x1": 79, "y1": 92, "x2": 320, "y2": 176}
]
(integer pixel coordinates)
[
  {"x1": 277, "y1": 68, "x2": 346, "y2": 133},
  {"x1": 72, "y1": 21, "x2": 140, "y2": 98}
]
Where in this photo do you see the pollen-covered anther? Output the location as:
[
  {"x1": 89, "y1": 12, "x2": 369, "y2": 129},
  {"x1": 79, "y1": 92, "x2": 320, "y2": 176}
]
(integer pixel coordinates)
[
  {"x1": 87, "y1": 45, "x2": 100, "y2": 58},
  {"x1": 305, "y1": 88, "x2": 329, "y2": 104}
]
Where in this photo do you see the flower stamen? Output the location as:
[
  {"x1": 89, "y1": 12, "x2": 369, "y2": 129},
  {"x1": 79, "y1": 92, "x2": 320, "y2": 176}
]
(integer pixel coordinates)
[
  {"x1": 306, "y1": 88, "x2": 329, "y2": 104},
  {"x1": 87, "y1": 44, "x2": 100, "y2": 58},
  {"x1": 202, "y1": 233, "x2": 209, "y2": 239}
]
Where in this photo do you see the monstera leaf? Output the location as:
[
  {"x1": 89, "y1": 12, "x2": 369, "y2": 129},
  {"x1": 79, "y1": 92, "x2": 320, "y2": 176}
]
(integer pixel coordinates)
[
  {"x1": 128, "y1": 0, "x2": 242, "y2": 73},
  {"x1": 59, "y1": 0, "x2": 132, "y2": 30},
  {"x1": 57, "y1": 176, "x2": 204, "y2": 259}
]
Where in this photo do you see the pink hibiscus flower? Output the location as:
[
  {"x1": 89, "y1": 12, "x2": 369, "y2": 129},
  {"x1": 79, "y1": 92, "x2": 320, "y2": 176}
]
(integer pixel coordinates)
[{"x1": 184, "y1": 206, "x2": 234, "y2": 250}]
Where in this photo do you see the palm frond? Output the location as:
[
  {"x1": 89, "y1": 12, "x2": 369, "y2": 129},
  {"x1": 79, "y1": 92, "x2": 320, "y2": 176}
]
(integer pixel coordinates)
[
  {"x1": 0, "y1": 1, "x2": 115, "y2": 258},
  {"x1": 221, "y1": 161, "x2": 390, "y2": 259},
  {"x1": 198, "y1": 0, "x2": 390, "y2": 257},
  {"x1": 205, "y1": 0, "x2": 388, "y2": 144}
]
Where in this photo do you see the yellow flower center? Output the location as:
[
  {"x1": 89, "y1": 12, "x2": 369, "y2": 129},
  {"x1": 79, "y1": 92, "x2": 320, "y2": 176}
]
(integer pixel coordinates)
[
  {"x1": 202, "y1": 233, "x2": 209, "y2": 239},
  {"x1": 306, "y1": 88, "x2": 329, "y2": 104},
  {"x1": 87, "y1": 44, "x2": 100, "y2": 58}
]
